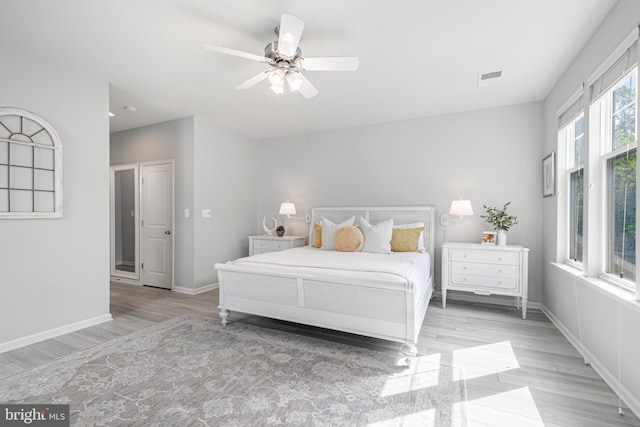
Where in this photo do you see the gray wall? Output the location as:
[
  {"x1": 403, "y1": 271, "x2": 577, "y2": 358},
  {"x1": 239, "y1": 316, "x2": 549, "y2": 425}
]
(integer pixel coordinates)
[
  {"x1": 110, "y1": 116, "x2": 257, "y2": 289},
  {"x1": 110, "y1": 117, "x2": 195, "y2": 288},
  {"x1": 0, "y1": 47, "x2": 110, "y2": 344},
  {"x1": 194, "y1": 116, "x2": 257, "y2": 287},
  {"x1": 255, "y1": 102, "x2": 544, "y2": 301},
  {"x1": 542, "y1": 0, "x2": 640, "y2": 409}
]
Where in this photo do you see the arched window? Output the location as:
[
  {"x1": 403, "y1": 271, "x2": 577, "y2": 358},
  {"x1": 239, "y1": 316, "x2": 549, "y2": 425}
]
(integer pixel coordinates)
[{"x1": 0, "y1": 108, "x2": 63, "y2": 218}]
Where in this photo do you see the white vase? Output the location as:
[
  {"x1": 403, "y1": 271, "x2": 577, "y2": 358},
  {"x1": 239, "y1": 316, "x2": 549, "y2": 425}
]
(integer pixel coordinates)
[{"x1": 497, "y1": 230, "x2": 507, "y2": 246}]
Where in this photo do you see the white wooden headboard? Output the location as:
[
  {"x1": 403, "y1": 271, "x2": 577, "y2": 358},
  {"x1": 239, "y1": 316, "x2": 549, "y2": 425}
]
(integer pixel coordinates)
[{"x1": 310, "y1": 206, "x2": 436, "y2": 276}]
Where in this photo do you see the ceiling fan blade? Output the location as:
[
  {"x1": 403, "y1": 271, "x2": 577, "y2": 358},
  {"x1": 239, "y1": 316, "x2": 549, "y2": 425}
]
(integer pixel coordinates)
[
  {"x1": 295, "y1": 73, "x2": 319, "y2": 99},
  {"x1": 278, "y1": 14, "x2": 305, "y2": 58},
  {"x1": 235, "y1": 71, "x2": 270, "y2": 90},
  {"x1": 300, "y1": 56, "x2": 360, "y2": 71},
  {"x1": 203, "y1": 44, "x2": 267, "y2": 63}
]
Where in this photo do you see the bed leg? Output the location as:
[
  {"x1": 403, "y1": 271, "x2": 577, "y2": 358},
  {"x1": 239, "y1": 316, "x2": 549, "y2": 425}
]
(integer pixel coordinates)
[
  {"x1": 219, "y1": 308, "x2": 230, "y2": 326},
  {"x1": 402, "y1": 344, "x2": 418, "y2": 356}
]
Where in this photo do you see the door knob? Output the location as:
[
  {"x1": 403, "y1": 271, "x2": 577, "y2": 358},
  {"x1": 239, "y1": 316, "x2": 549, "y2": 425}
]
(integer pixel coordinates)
[{"x1": 164, "y1": 230, "x2": 171, "y2": 235}]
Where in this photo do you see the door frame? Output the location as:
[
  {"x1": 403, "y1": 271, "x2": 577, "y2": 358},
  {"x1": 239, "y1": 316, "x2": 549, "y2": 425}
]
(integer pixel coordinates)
[
  {"x1": 140, "y1": 159, "x2": 175, "y2": 290},
  {"x1": 109, "y1": 163, "x2": 140, "y2": 281}
]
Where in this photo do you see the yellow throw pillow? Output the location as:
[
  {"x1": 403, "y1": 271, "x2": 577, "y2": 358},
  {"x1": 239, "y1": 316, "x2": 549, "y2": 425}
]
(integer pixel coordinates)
[
  {"x1": 391, "y1": 227, "x2": 424, "y2": 252},
  {"x1": 312, "y1": 223, "x2": 322, "y2": 248},
  {"x1": 335, "y1": 226, "x2": 364, "y2": 252}
]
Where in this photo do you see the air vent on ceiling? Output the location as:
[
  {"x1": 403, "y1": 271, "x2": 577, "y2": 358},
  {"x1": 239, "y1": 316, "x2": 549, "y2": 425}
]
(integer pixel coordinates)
[{"x1": 477, "y1": 70, "x2": 503, "y2": 87}]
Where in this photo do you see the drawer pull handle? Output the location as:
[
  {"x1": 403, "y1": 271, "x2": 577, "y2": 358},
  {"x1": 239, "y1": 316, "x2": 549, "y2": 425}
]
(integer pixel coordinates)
[
  {"x1": 497, "y1": 281, "x2": 502, "y2": 284},
  {"x1": 463, "y1": 267, "x2": 467, "y2": 270},
  {"x1": 498, "y1": 269, "x2": 502, "y2": 273},
  {"x1": 498, "y1": 257, "x2": 502, "y2": 261}
]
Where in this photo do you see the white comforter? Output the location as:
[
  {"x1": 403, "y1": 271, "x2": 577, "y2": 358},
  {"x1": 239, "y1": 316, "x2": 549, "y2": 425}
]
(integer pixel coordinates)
[{"x1": 229, "y1": 246, "x2": 431, "y2": 285}]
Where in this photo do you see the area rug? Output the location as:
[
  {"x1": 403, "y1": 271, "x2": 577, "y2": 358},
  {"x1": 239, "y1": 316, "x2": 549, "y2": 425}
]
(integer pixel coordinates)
[{"x1": 0, "y1": 314, "x2": 467, "y2": 426}]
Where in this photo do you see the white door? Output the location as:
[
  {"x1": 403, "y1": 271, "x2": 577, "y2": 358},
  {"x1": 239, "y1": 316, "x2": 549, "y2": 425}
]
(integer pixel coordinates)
[{"x1": 141, "y1": 161, "x2": 173, "y2": 289}]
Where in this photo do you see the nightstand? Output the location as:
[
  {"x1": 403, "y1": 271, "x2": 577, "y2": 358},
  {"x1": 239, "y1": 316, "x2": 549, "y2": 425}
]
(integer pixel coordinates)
[
  {"x1": 249, "y1": 235, "x2": 307, "y2": 256},
  {"x1": 441, "y1": 242, "x2": 530, "y2": 319}
]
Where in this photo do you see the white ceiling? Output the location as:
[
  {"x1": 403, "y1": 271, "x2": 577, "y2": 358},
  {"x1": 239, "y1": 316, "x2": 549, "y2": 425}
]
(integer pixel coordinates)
[{"x1": 1, "y1": 0, "x2": 617, "y2": 139}]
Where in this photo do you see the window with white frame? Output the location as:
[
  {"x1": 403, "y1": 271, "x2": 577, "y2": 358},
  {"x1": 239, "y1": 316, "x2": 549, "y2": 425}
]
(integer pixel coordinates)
[
  {"x1": 558, "y1": 89, "x2": 585, "y2": 267},
  {"x1": 558, "y1": 32, "x2": 638, "y2": 296},
  {"x1": 598, "y1": 69, "x2": 637, "y2": 286},
  {"x1": 567, "y1": 114, "x2": 585, "y2": 265}
]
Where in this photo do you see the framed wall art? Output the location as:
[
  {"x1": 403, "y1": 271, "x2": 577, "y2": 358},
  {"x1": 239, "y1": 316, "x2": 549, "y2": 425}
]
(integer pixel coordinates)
[{"x1": 542, "y1": 152, "x2": 555, "y2": 197}]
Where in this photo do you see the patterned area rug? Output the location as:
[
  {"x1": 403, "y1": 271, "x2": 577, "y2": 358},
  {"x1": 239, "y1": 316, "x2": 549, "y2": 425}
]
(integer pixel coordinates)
[{"x1": 0, "y1": 314, "x2": 467, "y2": 426}]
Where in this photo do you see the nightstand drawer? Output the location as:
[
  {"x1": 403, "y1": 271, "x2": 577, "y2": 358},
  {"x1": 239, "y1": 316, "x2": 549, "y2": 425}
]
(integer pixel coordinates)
[
  {"x1": 450, "y1": 274, "x2": 518, "y2": 292},
  {"x1": 450, "y1": 250, "x2": 518, "y2": 265},
  {"x1": 253, "y1": 240, "x2": 289, "y2": 251},
  {"x1": 249, "y1": 235, "x2": 306, "y2": 256},
  {"x1": 450, "y1": 262, "x2": 518, "y2": 278}
]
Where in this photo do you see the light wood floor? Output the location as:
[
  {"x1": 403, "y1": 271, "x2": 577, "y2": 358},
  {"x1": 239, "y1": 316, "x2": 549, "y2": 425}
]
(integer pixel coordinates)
[{"x1": 0, "y1": 282, "x2": 638, "y2": 426}]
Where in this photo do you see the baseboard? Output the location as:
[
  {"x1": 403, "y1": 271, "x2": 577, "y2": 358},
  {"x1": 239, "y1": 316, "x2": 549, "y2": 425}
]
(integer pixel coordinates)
[
  {"x1": 110, "y1": 276, "x2": 141, "y2": 286},
  {"x1": 435, "y1": 291, "x2": 542, "y2": 310},
  {"x1": 0, "y1": 314, "x2": 113, "y2": 354},
  {"x1": 541, "y1": 305, "x2": 640, "y2": 419},
  {"x1": 173, "y1": 283, "x2": 219, "y2": 295}
]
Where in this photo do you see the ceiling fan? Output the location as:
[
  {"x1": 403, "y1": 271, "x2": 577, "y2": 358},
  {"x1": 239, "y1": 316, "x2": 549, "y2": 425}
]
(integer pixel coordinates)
[{"x1": 203, "y1": 14, "x2": 359, "y2": 99}]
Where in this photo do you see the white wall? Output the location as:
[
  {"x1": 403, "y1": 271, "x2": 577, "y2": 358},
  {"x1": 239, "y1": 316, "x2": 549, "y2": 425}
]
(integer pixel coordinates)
[
  {"x1": 542, "y1": 0, "x2": 640, "y2": 413},
  {"x1": 194, "y1": 116, "x2": 257, "y2": 287},
  {"x1": 110, "y1": 117, "x2": 195, "y2": 288},
  {"x1": 255, "y1": 102, "x2": 544, "y2": 301},
  {"x1": 0, "y1": 48, "x2": 110, "y2": 345}
]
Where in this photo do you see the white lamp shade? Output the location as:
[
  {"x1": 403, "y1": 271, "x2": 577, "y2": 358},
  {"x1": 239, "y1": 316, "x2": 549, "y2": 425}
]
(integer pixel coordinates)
[
  {"x1": 279, "y1": 202, "x2": 297, "y2": 216},
  {"x1": 449, "y1": 200, "x2": 474, "y2": 216}
]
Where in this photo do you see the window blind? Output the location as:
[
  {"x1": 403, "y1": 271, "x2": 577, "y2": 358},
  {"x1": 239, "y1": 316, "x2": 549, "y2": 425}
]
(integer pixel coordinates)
[
  {"x1": 558, "y1": 92, "x2": 584, "y2": 129},
  {"x1": 590, "y1": 38, "x2": 638, "y2": 103}
]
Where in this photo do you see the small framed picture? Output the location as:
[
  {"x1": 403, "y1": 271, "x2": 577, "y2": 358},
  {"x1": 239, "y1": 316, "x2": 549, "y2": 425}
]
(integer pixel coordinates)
[
  {"x1": 542, "y1": 152, "x2": 556, "y2": 197},
  {"x1": 481, "y1": 231, "x2": 497, "y2": 245}
]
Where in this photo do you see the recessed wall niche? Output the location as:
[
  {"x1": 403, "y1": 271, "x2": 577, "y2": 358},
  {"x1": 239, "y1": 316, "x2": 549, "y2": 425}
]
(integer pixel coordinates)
[{"x1": 0, "y1": 108, "x2": 63, "y2": 218}]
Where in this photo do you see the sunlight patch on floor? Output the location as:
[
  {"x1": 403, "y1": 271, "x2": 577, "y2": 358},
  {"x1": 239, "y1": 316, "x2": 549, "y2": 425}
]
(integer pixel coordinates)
[
  {"x1": 467, "y1": 387, "x2": 544, "y2": 426},
  {"x1": 380, "y1": 353, "x2": 442, "y2": 397},
  {"x1": 452, "y1": 341, "x2": 519, "y2": 381}
]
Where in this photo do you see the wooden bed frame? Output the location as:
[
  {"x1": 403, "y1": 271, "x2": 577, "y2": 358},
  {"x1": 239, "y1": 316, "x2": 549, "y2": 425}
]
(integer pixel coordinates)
[{"x1": 214, "y1": 206, "x2": 436, "y2": 354}]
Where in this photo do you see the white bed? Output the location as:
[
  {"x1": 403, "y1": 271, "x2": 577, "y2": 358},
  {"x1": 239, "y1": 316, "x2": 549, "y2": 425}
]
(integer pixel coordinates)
[{"x1": 214, "y1": 206, "x2": 435, "y2": 354}]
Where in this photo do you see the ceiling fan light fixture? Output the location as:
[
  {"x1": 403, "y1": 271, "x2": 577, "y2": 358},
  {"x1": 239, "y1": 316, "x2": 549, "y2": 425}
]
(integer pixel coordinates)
[
  {"x1": 268, "y1": 69, "x2": 285, "y2": 86},
  {"x1": 287, "y1": 72, "x2": 303, "y2": 92},
  {"x1": 204, "y1": 13, "x2": 359, "y2": 99},
  {"x1": 270, "y1": 84, "x2": 284, "y2": 94}
]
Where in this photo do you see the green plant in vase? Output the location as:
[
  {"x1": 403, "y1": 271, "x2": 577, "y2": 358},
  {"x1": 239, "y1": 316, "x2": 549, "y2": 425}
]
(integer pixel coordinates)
[{"x1": 481, "y1": 202, "x2": 518, "y2": 246}]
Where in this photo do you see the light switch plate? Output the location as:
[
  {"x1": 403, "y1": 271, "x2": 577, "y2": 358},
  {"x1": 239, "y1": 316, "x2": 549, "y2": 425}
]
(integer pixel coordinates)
[
  {"x1": 202, "y1": 209, "x2": 212, "y2": 218},
  {"x1": 184, "y1": 208, "x2": 190, "y2": 218}
]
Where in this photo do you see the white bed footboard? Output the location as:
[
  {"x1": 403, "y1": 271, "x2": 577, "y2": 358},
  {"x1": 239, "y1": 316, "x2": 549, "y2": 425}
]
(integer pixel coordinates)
[{"x1": 216, "y1": 267, "x2": 433, "y2": 347}]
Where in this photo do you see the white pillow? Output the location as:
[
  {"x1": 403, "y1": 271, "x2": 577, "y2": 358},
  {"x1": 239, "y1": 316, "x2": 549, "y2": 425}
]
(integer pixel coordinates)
[
  {"x1": 321, "y1": 217, "x2": 356, "y2": 250},
  {"x1": 394, "y1": 222, "x2": 426, "y2": 252},
  {"x1": 359, "y1": 217, "x2": 393, "y2": 253}
]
